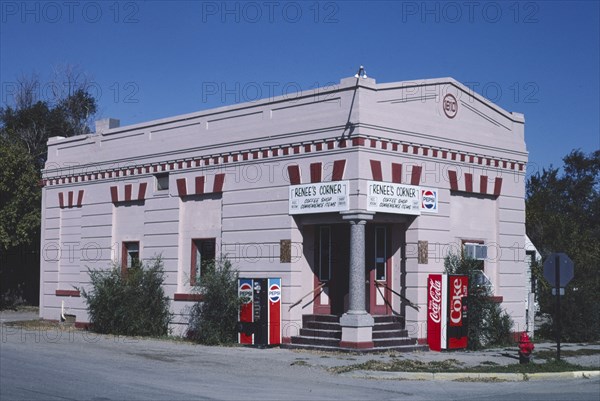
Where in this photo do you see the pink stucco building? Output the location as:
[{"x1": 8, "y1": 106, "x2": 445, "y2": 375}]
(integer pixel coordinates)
[{"x1": 40, "y1": 74, "x2": 528, "y2": 350}]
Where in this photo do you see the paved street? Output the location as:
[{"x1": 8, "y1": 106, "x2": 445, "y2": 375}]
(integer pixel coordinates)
[{"x1": 1, "y1": 319, "x2": 599, "y2": 400}]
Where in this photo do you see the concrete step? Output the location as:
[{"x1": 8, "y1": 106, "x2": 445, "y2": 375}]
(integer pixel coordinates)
[
  {"x1": 373, "y1": 337, "x2": 418, "y2": 348},
  {"x1": 373, "y1": 322, "x2": 404, "y2": 331},
  {"x1": 303, "y1": 321, "x2": 341, "y2": 331},
  {"x1": 299, "y1": 328, "x2": 342, "y2": 339},
  {"x1": 302, "y1": 314, "x2": 340, "y2": 324},
  {"x1": 372, "y1": 329, "x2": 409, "y2": 339},
  {"x1": 290, "y1": 335, "x2": 340, "y2": 348}
]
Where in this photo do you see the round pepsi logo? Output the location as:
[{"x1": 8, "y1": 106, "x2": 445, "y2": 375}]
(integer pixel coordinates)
[
  {"x1": 422, "y1": 190, "x2": 436, "y2": 209},
  {"x1": 239, "y1": 283, "x2": 252, "y2": 304},
  {"x1": 268, "y1": 284, "x2": 281, "y2": 303}
]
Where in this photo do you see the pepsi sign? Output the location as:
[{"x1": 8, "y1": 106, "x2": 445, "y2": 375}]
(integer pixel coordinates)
[
  {"x1": 268, "y1": 283, "x2": 281, "y2": 303},
  {"x1": 420, "y1": 188, "x2": 438, "y2": 213}
]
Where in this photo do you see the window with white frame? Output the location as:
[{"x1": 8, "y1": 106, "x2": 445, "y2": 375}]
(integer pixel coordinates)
[{"x1": 463, "y1": 241, "x2": 486, "y2": 270}]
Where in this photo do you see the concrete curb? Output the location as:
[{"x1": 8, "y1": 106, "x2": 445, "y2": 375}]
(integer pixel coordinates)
[{"x1": 341, "y1": 370, "x2": 600, "y2": 381}]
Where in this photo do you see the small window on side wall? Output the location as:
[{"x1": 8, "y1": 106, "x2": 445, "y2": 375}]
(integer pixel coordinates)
[
  {"x1": 155, "y1": 173, "x2": 169, "y2": 191},
  {"x1": 122, "y1": 241, "x2": 140, "y2": 274},
  {"x1": 191, "y1": 238, "x2": 216, "y2": 286},
  {"x1": 463, "y1": 241, "x2": 486, "y2": 270}
]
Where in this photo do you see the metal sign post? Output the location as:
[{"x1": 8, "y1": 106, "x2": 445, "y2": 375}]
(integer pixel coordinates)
[{"x1": 543, "y1": 253, "x2": 574, "y2": 362}]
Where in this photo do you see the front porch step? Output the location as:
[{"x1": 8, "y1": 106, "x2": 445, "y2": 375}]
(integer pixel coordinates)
[
  {"x1": 372, "y1": 329, "x2": 409, "y2": 339},
  {"x1": 299, "y1": 328, "x2": 342, "y2": 339},
  {"x1": 289, "y1": 314, "x2": 426, "y2": 352}
]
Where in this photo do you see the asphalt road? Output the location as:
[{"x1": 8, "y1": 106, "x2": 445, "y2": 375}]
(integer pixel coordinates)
[{"x1": 1, "y1": 324, "x2": 599, "y2": 401}]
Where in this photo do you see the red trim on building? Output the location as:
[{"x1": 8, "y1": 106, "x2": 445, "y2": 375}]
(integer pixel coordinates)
[
  {"x1": 304, "y1": 144, "x2": 311, "y2": 153},
  {"x1": 381, "y1": 141, "x2": 388, "y2": 150},
  {"x1": 352, "y1": 137, "x2": 365, "y2": 146},
  {"x1": 76, "y1": 190, "x2": 84, "y2": 207},
  {"x1": 460, "y1": 154, "x2": 465, "y2": 162},
  {"x1": 422, "y1": 148, "x2": 428, "y2": 156},
  {"x1": 480, "y1": 175, "x2": 488, "y2": 195},
  {"x1": 402, "y1": 144, "x2": 409, "y2": 153},
  {"x1": 110, "y1": 186, "x2": 118, "y2": 203},
  {"x1": 58, "y1": 192, "x2": 64, "y2": 209},
  {"x1": 327, "y1": 141, "x2": 335, "y2": 150},
  {"x1": 391, "y1": 163, "x2": 402, "y2": 184},
  {"x1": 488, "y1": 296, "x2": 503, "y2": 303},
  {"x1": 339, "y1": 341, "x2": 375, "y2": 349},
  {"x1": 370, "y1": 160, "x2": 383, "y2": 181},
  {"x1": 310, "y1": 162, "x2": 322, "y2": 183},
  {"x1": 288, "y1": 165, "x2": 301, "y2": 185},
  {"x1": 392, "y1": 143, "x2": 398, "y2": 151},
  {"x1": 410, "y1": 165, "x2": 422, "y2": 185},
  {"x1": 293, "y1": 145, "x2": 300, "y2": 154},
  {"x1": 55, "y1": 289, "x2": 80, "y2": 297},
  {"x1": 493, "y1": 177, "x2": 503, "y2": 197},
  {"x1": 176, "y1": 178, "x2": 187, "y2": 197},
  {"x1": 262, "y1": 150, "x2": 269, "y2": 158},
  {"x1": 195, "y1": 176, "x2": 205, "y2": 195},
  {"x1": 370, "y1": 139, "x2": 377, "y2": 148},
  {"x1": 138, "y1": 182, "x2": 147, "y2": 201},
  {"x1": 412, "y1": 146, "x2": 419, "y2": 155},
  {"x1": 272, "y1": 148, "x2": 279, "y2": 157},
  {"x1": 465, "y1": 173, "x2": 473, "y2": 193},
  {"x1": 68, "y1": 191, "x2": 74, "y2": 208},
  {"x1": 332, "y1": 160, "x2": 346, "y2": 181},
  {"x1": 124, "y1": 184, "x2": 132, "y2": 201},
  {"x1": 213, "y1": 173, "x2": 225, "y2": 193},
  {"x1": 174, "y1": 293, "x2": 204, "y2": 302},
  {"x1": 432, "y1": 149, "x2": 438, "y2": 157},
  {"x1": 448, "y1": 170, "x2": 458, "y2": 191}
]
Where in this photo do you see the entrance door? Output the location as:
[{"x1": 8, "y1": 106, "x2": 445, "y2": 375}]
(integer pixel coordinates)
[
  {"x1": 313, "y1": 224, "x2": 349, "y2": 315},
  {"x1": 366, "y1": 225, "x2": 392, "y2": 315}
]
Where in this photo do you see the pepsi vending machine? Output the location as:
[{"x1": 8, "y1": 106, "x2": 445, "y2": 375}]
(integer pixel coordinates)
[
  {"x1": 238, "y1": 278, "x2": 281, "y2": 346},
  {"x1": 427, "y1": 274, "x2": 468, "y2": 351}
]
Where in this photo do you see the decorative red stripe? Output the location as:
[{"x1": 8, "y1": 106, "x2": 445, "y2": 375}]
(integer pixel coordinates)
[
  {"x1": 310, "y1": 162, "x2": 322, "y2": 183},
  {"x1": 480, "y1": 176, "x2": 488, "y2": 195},
  {"x1": 392, "y1": 163, "x2": 402, "y2": 184},
  {"x1": 272, "y1": 148, "x2": 279, "y2": 157},
  {"x1": 442, "y1": 151, "x2": 448, "y2": 159},
  {"x1": 316, "y1": 143, "x2": 323, "y2": 151},
  {"x1": 55, "y1": 290, "x2": 80, "y2": 297},
  {"x1": 422, "y1": 148, "x2": 428, "y2": 156},
  {"x1": 176, "y1": 178, "x2": 187, "y2": 197},
  {"x1": 402, "y1": 144, "x2": 409, "y2": 153},
  {"x1": 304, "y1": 144, "x2": 311, "y2": 153},
  {"x1": 123, "y1": 184, "x2": 131, "y2": 201},
  {"x1": 110, "y1": 186, "x2": 118, "y2": 203},
  {"x1": 173, "y1": 293, "x2": 204, "y2": 301},
  {"x1": 332, "y1": 160, "x2": 346, "y2": 181},
  {"x1": 68, "y1": 191, "x2": 74, "y2": 208},
  {"x1": 138, "y1": 182, "x2": 147, "y2": 200},
  {"x1": 287, "y1": 165, "x2": 301, "y2": 185},
  {"x1": 493, "y1": 177, "x2": 503, "y2": 197},
  {"x1": 195, "y1": 176, "x2": 205, "y2": 195},
  {"x1": 76, "y1": 190, "x2": 84, "y2": 207},
  {"x1": 370, "y1": 160, "x2": 383, "y2": 181},
  {"x1": 213, "y1": 173, "x2": 225, "y2": 193},
  {"x1": 293, "y1": 146, "x2": 300, "y2": 154},
  {"x1": 411, "y1": 165, "x2": 422, "y2": 185},
  {"x1": 465, "y1": 173, "x2": 473, "y2": 193},
  {"x1": 370, "y1": 139, "x2": 377, "y2": 148},
  {"x1": 412, "y1": 146, "x2": 419, "y2": 155},
  {"x1": 448, "y1": 170, "x2": 458, "y2": 191},
  {"x1": 262, "y1": 150, "x2": 269, "y2": 158},
  {"x1": 327, "y1": 141, "x2": 335, "y2": 150},
  {"x1": 352, "y1": 137, "x2": 365, "y2": 146},
  {"x1": 58, "y1": 193, "x2": 64, "y2": 209}
]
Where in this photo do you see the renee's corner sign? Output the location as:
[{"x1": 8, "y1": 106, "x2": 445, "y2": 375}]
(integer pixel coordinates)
[
  {"x1": 367, "y1": 181, "x2": 421, "y2": 215},
  {"x1": 289, "y1": 181, "x2": 349, "y2": 215},
  {"x1": 420, "y1": 187, "x2": 438, "y2": 213}
]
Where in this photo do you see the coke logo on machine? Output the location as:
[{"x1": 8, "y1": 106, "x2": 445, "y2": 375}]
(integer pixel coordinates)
[
  {"x1": 428, "y1": 278, "x2": 442, "y2": 324},
  {"x1": 449, "y1": 277, "x2": 466, "y2": 326}
]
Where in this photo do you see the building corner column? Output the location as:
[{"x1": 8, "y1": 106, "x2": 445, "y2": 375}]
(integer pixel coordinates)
[{"x1": 339, "y1": 211, "x2": 375, "y2": 349}]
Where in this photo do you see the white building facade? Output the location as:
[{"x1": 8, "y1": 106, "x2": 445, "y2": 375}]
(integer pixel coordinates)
[{"x1": 39, "y1": 75, "x2": 529, "y2": 349}]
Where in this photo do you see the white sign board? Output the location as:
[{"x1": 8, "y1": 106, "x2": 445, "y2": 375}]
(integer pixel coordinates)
[
  {"x1": 289, "y1": 181, "x2": 349, "y2": 215},
  {"x1": 367, "y1": 181, "x2": 421, "y2": 215}
]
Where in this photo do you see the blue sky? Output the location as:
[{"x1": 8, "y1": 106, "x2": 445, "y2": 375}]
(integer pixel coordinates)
[{"x1": 1, "y1": 1, "x2": 598, "y2": 173}]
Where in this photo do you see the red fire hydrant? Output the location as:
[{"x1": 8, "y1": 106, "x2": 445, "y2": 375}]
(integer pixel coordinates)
[{"x1": 518, "y1": 332, "x2": 535, "y2": 364}]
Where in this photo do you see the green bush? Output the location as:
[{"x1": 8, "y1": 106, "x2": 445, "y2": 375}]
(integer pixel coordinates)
[
  {"x1": 444, "y1": 253, "x2": 514, "y2": 350},
  {"x1": 188, "y1": 257, "x2": 242, "y2": 345},
  {"x1": 80, "y1": 256, "x2": 172, "y2": 336}
]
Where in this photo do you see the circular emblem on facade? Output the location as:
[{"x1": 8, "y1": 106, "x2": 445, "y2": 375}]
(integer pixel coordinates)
[
  {"x1": 268, "y1": 283, "x2": 281, "y2": 303},
  {"x1": 443, "y1": 94, "x2": 458, "y2": 119},
  {"x1": 422, "y1": 190, "x2": 436, "y2": 210},
  {"x1": 239, "y1": 283, "x2": 253, "y2": 304}
]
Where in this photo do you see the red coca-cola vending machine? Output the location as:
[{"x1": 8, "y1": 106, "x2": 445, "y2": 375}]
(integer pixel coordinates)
[{"x1": 427, "y1": 274, "x2": 468, "y2": 351}]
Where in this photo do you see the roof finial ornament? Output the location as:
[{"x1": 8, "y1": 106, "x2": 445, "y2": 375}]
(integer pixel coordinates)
[{"x1": 354, "y1": 65, "x2": 367, "y2": 79}]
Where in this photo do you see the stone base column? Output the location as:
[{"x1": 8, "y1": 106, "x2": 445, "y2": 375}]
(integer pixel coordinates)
[{"x1": 339, "y1": 211, "x2": 374, "y2": 350}]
